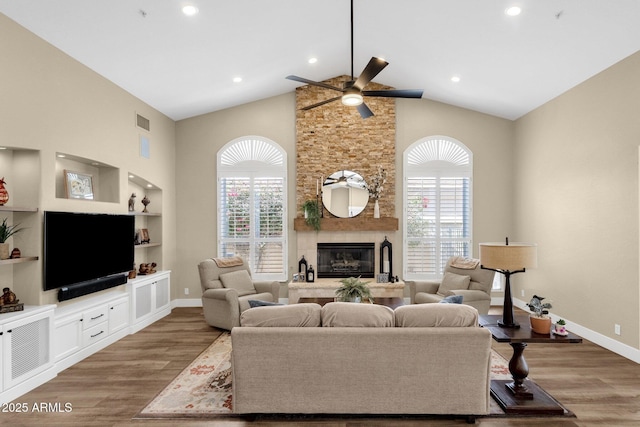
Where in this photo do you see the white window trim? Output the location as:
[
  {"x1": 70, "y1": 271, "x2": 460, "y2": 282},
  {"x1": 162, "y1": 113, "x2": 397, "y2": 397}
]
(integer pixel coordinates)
[
  {"x1": 403, "y1": 135, "x2": 473, "y2": 281},
  {"x1": 217, "y1": 136, "x2": 287, "y2": 281}
]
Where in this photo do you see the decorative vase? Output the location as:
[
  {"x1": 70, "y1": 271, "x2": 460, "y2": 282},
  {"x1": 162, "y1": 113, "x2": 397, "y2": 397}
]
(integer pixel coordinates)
[
  {"x1": 554, "y1": 322, "x2": 567, "y2": 334},
  {"x1": 373, "y1": 199, "x2": 380, "y2": 218},
  {"x1": 0, "y1": 243, "x2": 10, "y2": 260},
  {"x1": 530, "y1": 316, "x2": 552, "y2": 334},
  {"x1": 0, "y1": 177, "x2": 8, "y2": 206}
]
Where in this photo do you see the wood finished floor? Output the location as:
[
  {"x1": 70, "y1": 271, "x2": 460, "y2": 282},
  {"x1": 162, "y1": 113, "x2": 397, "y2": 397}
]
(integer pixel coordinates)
[{"x1": 1, "y1": 307, "x2": 639, "y2": 426}]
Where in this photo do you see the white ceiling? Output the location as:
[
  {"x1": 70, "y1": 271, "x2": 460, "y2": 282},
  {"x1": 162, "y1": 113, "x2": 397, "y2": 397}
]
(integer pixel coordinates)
[{"x1": 2, "y1": 0, "x2": 640, "y2": 121}]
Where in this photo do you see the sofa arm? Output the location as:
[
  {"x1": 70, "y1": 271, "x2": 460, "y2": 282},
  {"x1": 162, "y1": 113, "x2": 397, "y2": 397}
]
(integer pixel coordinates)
[
  {"x1": 253, "y1": 281, "x2": 280, "y2": 302},
  {"x1": 202, "y1": 287, "x2": 240, "y2": 303},
  {"x1": 449, "y1": 289, "x2": 491, "y2": 302},
  {"x1": 407, "y1": 280, "x2": 440, "y2": 303}
]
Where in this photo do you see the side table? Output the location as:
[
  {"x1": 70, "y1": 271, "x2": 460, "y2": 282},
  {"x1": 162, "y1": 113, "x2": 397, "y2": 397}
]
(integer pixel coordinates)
[{"x1": 479, "y1": 314, "x2": 582, "y2": 415}]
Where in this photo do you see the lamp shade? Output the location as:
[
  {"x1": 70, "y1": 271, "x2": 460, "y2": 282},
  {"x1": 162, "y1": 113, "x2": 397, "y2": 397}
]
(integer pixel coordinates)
[{"x1": 479, "y1": 242, "x2": 537, "y2": 271}]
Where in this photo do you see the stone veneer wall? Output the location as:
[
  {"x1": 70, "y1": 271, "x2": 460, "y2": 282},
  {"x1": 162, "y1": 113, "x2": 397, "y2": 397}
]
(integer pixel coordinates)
[{"x1": 295, "y1": 75, "x2": 396, "y2": 218}]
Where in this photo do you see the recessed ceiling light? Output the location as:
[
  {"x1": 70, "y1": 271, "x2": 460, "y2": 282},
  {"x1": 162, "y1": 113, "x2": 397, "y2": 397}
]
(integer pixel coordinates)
[
  {"x1": 308, "y1": 57, "x2": 317, "y2": 64},
  {"x1": 233, "y1": 77, "x2": 242, "y2": 83},
  {"x1": 57, "y1": 154, "x2": 66, "y2": 158},
  {"x1": 451, "y1": 75, "x2": 461, "y2": 83},
  {"x1": 147, "y1": 184, "x2": 153, "y2": 188},
  {"x1": 505, "y1": 6, "x2": 521, "y2": 16},
  {"x1": 182, "y1": 5, "x2": 199, "y2": 16}
]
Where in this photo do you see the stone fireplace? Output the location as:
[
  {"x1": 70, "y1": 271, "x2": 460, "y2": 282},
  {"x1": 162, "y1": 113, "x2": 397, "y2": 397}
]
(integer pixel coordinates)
[{"x1": 317, "y1": 243, "x2": 375, "y2": 278}]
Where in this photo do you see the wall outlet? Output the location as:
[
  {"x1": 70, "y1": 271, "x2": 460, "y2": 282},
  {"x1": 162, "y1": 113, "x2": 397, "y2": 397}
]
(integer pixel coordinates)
[
  {"x1": 615, "y1": 324, "x2": 621, "y2": 335},
  {"x1": 521, "y1": 289, "x2": 525, "y2": 297},
  {"x1": 184, "y1": 287, "x2": 190, "y2": 296}
]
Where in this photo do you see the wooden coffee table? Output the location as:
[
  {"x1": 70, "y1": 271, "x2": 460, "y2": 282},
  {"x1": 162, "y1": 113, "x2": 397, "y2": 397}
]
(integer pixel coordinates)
[
  {"x1": 297, "y1": 296, "x2": 404, "y2": 309},
  {"x1": 479, "y1": 314, "x2": 582, "y2": 415}
]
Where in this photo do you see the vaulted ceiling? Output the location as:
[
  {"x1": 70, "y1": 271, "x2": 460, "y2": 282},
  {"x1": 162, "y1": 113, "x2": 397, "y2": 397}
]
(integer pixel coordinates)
[{"x1": 2, "y1": 0, "x2": 639, "y2": 121}]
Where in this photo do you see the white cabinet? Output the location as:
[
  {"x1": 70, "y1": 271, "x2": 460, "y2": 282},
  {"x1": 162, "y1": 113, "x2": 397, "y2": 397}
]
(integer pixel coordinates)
[
  {"x1": 0, "y1": 305, "x2": 56, "y2": 404},
  {"x1": 128, "y1": 271, "x2": 171, "y2": 333},
  {"x1": 53, "y1": 292, "x2": 130, "y2": 372}
]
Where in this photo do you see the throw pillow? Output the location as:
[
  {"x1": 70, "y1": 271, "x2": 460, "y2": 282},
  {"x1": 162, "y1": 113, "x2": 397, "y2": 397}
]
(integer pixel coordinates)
[
  {"x1": 439, "y1": 294, "x2": 463, "y2": 304},
  {"x1": 248, "y1": 299, "x2": 283, "y2": 308},
  {"x1": 219, "y1": 269, "x2": 254, "y2": 292},
  {"x1": 437, "y1": 272, "x2": 470, "y2": 296}
]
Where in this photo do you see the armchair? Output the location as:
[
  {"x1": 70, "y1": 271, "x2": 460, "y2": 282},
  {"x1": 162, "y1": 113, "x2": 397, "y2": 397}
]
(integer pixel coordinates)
[
  {"x1": 407, "y1": 257, "x2": 495, "y2": 314},
  {"x1": 198, "y1": 257, "x2": 280, "y2": 330}
]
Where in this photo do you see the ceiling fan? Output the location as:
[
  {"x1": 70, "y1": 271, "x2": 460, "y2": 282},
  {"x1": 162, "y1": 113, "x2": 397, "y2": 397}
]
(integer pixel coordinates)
[{"x1": 286, "y1": 0, "x2": 424, "y2": 119}]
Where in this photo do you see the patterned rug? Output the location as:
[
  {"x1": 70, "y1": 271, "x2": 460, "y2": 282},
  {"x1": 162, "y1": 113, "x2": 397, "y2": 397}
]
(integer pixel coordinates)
[{"x1": 137, "y1": 332, "x2": 513, "y2": 419}]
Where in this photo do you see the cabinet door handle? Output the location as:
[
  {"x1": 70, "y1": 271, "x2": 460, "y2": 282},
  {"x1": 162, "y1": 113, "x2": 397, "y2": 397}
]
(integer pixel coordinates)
[
  {"x1": 90, "y1": 314, "x2": 105, "y2": 321},
  {"x1": 7, "y1": 329, "x2": 12, "y2": 333},
  {"x1": 91, "y1": 330, "x2": 105, "y2": 338}
]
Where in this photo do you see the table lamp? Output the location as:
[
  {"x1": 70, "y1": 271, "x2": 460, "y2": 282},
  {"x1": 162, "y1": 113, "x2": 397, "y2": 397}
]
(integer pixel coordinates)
[{"x1": 479, "y1": 238, "x2": 537, "y2": 328}]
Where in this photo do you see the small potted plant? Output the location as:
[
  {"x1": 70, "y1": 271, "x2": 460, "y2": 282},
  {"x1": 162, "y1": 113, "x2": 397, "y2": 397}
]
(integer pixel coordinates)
[
  {"x1": 527, "y1": 295, "x2": 552, "y2": 334},
  {"x1": 335, "y1": 276, "x2": 373, "y2": 303},
  {"x1": 0, "y1": 218, "x2": 23, "y2": 260},
  {"x1": 301, "y1": 199, "x2": 321, "y2": 231},
  {"x1": 554, "y1": 318, "x2": 568, "y2": 336}
]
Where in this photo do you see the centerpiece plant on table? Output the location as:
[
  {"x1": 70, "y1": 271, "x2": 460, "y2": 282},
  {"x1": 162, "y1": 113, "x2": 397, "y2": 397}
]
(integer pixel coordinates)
[{"x1": 335, "y1": 276, "x2": 374, "y2": 303}]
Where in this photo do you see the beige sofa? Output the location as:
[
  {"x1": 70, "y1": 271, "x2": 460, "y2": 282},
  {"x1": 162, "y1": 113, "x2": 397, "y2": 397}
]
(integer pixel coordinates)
[{"x1": 231, "y1": 302, "x2": 492, "y2": 420}]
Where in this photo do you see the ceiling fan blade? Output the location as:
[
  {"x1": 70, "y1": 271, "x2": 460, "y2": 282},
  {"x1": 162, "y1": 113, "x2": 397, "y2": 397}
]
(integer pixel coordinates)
[
  {"x1": 300, "y1": 96, "x2": 342, "y2": 110},
  {"x1": 353, "y1": 57, "x2": 389, "y2": 90},
  {"x1": 286, "y1": 75, "x2": 343, "y2": 92},
  {"x1": 363, "y1": 89, "x2": 424, "y2": 99},
  {"x1": 356, "y1": 102, "x2": 374, "y2": 119}
]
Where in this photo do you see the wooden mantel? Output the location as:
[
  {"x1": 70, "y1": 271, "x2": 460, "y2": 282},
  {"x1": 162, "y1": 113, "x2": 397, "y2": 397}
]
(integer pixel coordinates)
[{"x1": 293, "y1": 217, "x2": 398, "y2": 232}]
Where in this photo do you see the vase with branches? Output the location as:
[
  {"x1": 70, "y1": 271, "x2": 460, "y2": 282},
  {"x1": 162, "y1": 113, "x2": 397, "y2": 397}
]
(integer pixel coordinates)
[{"x1": 366, "y1": 167, "x2": 387, "y2": 218}]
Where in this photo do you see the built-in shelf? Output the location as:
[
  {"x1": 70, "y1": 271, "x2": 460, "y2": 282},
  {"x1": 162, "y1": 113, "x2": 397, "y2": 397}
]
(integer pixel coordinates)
[
  {"x1": 128, "y1": 212, "x2": 161, "y2": 217},
  {"x1": 0, "y1": 256, "x2": 39, "y2": 265},
  {"x1": 293, "y1": 217, "x2": 398, "y2": 232},
  {"x1": 134, "y1": 243, "x2": 161, "y2": 249},
  {"x1": 0, "y1": 206, "x2": 38, "y2": 213}
]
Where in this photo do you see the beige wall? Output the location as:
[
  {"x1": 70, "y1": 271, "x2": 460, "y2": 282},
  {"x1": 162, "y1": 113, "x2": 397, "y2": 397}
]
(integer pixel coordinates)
[
  {"x1": 514, "y1": 51, "x2": 640, "y2": 348},
  {"x1": 175, "y1": 94, "x2": 296, "y2": 299},
  {"x1": 1, "y1": 14, "x2": 177, "y2": 306}
]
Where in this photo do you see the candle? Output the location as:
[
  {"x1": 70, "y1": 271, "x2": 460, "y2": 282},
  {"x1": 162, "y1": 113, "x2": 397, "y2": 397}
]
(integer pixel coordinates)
[
  {"x1": 316, "y1": 179, "x2": 319, "y2": 195},
  {"x1": 383, "y1": 261, "x2": 390, "y2": 273}
]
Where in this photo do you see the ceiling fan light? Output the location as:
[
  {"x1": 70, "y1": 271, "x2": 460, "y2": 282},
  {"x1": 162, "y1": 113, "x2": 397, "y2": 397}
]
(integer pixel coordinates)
[{"x1": 342, "y1": 93, "x2": 363, "y2": 106}]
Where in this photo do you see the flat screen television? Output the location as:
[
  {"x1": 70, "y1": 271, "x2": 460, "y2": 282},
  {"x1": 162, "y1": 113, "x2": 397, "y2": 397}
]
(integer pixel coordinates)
[{"x1": 43, "y1": 211, "x2": 135, "y2": 297}]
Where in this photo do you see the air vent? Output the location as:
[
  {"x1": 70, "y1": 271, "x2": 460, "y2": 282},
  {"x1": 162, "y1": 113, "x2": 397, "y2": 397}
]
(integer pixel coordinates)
[{"x1": 136, "y1": 113, "x2": 150, "y2": 131}]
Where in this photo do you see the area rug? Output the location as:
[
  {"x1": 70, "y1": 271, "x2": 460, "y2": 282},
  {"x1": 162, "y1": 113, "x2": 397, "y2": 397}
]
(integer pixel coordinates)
[{"x1": 137, "y1": 332, "x2": 514, "y2": 419}]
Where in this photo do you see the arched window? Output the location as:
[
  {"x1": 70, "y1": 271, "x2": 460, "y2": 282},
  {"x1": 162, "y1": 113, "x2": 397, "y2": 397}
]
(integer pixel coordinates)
[
  {"x1": 403, "y1": 136, "x2": 472, "y2": 279},
  {"x1": 217, "y1": 136, "x2": 287, "y2": 281}
]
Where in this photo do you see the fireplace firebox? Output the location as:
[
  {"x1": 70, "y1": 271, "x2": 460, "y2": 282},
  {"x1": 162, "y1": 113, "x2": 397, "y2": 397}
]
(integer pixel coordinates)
[{"x1": 317, "y1": 243, "x2": 375, "y2": 278}]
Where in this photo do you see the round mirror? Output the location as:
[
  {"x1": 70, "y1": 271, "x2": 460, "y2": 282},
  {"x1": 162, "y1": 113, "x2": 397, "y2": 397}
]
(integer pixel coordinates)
[{"x1": 322, "y1": 170, "x2": 369, "y2": 218}]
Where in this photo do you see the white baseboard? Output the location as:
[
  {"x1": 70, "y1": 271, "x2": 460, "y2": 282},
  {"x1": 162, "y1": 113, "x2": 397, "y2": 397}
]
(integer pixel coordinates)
[{"x1": 172, "y1": 298, "x2": 202, "y2": 308}]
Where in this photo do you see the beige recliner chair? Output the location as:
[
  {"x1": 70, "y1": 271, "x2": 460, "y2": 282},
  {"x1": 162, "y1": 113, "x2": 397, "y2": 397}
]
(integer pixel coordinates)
[
  {"x1": 198, "y1": 257, "x2": 280, "y2": 330},
  {"x1": 407, "y1": 256, "x2": 495, "y2": 314}
]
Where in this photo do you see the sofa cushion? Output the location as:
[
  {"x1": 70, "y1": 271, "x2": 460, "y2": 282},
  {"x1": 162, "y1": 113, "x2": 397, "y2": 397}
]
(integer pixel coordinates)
[
  {"x1": 219, "y1": 269, "x2": 254, "y2": 293},
  {"x1": 240, "y1": 303, "x2": 321, "y2": 327},
  {"x1": 321, "y1": 302, "x2": 394, "y2": 327},
  {"x1": 437, "y1": 272, "x2": 470, "y2": 296},
  {"x1": 439, "y1": 294, "x2": 463, "y2": 304},
  {"x1": 469, "y1": 280, "x2": 492, "y2": 294},
  {"x1": 395, "y1": 304, "x2": 478, "y2": 327}
]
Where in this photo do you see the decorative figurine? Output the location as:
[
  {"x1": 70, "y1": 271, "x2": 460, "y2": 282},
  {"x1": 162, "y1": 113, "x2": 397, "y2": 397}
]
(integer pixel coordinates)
[
  {"x1": 128, "y1": 264, "x2": 137, "y2": 280},
  {"x1": 138, "y1": 262, "x2": 157, "y2": 275},
  {"x1": 141, "y1": 195, "x2": 150, "y2": 213},
  {"x1": 128, "y1": 193, "x2": 136, "y2": 212},
  {"x1": 2, "y1": 287, "x2": 18, "y2": 305},
  {"x1": 10, "y1": 247, "x2": 21, "y2": 259},
  {"x1": 0, "y1": 177, "x2": 8, "y2": 206}
]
